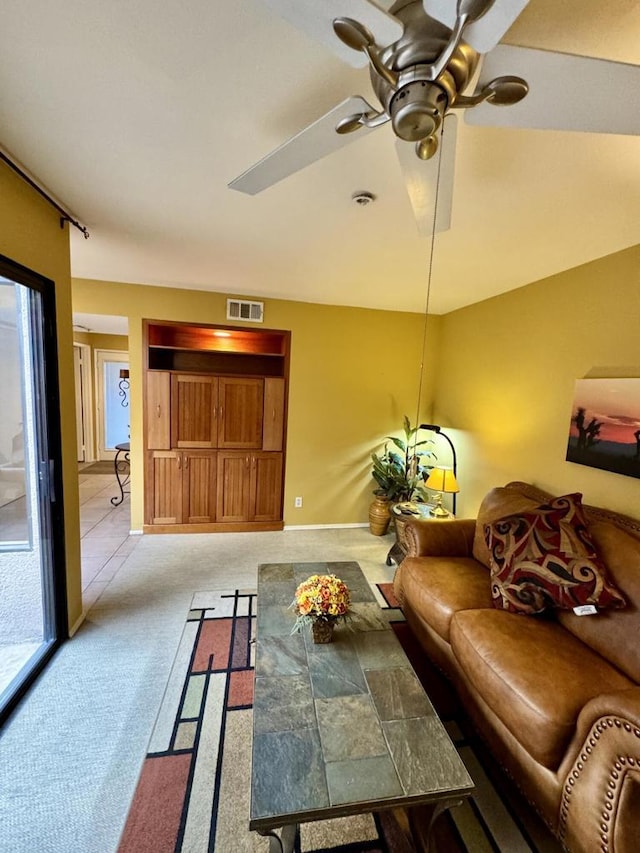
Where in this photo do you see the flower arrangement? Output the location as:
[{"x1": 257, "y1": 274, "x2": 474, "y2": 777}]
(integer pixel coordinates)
[{"x1": 290, "y1": 574, "x2": 351, "y2": 635}]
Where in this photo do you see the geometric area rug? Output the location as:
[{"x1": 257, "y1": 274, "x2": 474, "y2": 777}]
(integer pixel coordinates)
[{"x1": 118, "y1": 575, "x2": 561, "y2": 852}]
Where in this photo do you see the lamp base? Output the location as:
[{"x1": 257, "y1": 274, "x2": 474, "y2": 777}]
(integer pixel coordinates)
[{"x1": 429, "y1": 494, "x2": 450, "y2": 518}]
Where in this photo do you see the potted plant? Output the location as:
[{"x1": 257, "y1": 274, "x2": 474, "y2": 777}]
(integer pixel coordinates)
[{"x1": 369, "y1": 416, "x2": 435, "y2": 535}]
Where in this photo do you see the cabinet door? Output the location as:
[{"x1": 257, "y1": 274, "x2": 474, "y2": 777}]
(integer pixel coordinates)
[
  {"x1": 146, "y1": 371, "x2": 171, "y2": 449},
  {"x1": 262, "y1": 377, "x2": 285, "y2": 451},
  {"x1": 250, "y1": 452, "x2": 283, "y2": 522},
  {"x1": 217, "y1": 377, "x2": 263, "y2": 449},
  {"x1": 147, "y1": 451, "x2": 182, "y2": 524},
  {"x1": 171, "y1": 374, "x2": 218, "y2": 448},
  {"x1": 182, "y1": 450, "x2": 217, "y2": 524},
  {"x1": 216, "y1": 452, "x2": 252, "y2": 522}
]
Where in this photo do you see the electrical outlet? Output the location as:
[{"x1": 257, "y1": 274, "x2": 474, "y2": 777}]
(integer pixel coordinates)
[{"x1": 294, "y1": 496, "x2": 303, "y2": 508}]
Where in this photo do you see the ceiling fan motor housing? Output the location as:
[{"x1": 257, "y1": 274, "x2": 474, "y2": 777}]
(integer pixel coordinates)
[
  {"x1": 373, "y1": 0, "x2": 480, "y2": 142},
  {"x1": 389, "y1": 78, "x2": 447, "y2": 141}
]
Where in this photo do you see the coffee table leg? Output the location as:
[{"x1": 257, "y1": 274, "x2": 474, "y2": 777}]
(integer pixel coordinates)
[
  {"x1": 257, "y1": 824, "x2": 297, "y2": 853},
  {"x1": 394, "y1": 798, "x2": 464, "y2": 852}
]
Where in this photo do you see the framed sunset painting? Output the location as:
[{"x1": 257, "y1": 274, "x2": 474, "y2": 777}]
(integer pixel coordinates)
[{"x1": 566, "y1": 378, "x2": 640, "y2": 480}]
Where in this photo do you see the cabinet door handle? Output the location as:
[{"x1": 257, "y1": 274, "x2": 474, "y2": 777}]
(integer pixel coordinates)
[
  {"x1": 184, "y1": 456, "x2": 189, "y2": 469},
  {"x1": 177, "y1": 454, "x2": 182, "y2": 470},
  {"x1": 272, "y1": 407, "x2": 276, "y2": 420},
  {"x1": 157, "y1": 404, "x2": 161, "y2": 418}
]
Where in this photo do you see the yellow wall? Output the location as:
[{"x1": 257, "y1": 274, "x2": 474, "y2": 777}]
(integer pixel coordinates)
[
  {"x1": 0, "y1": 161, "x2": 82, "y2": 630},
  {"x1": 72, "y1": 278, "x2": 440, "y2": 529},
  {"x1": 435, "y1": 244, "x2": 640, "y2": 518}
]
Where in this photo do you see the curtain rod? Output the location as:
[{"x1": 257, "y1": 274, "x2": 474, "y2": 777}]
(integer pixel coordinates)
[{"x1": 0, "y1": 149, "x2": 90, "y2": 239}]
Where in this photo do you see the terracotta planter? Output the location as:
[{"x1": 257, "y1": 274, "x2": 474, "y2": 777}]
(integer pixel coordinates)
[
  {"x1": 369, "y1": 496, "x2": 391, "y2": 536},
  {"x1": 311, "y1": 619, "x2": 336, "y2": 644}
]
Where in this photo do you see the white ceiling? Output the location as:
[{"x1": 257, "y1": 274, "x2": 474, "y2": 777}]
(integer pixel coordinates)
[
  {"x1": 73, "y1": 313, "x2": 129, "y2": 336},
  {"x1": 2, "y1": 0, "x2": 639, "y2": 315}
]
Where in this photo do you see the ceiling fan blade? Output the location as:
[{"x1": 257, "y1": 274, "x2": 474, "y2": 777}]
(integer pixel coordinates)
[
  {"x1": 395, "y1": 114, "x2": 457, "y2": 237},
  {"x1": 228, "y1": 96, "x2": 378, "y2": 195},
  {"x1": 465, "y1": 45, "x2": 640, "y2": 135},
  {"x1": 423, "y1": 0, "x2": 529, "y2": 53},
  {"x1": 261, "y1": 0, "x2": 403, "y2": 68}
]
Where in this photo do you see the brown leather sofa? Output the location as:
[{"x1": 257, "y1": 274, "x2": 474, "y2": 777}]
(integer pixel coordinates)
[{"x1": 393, "y1": 481, "x2": 640, "y2": 853}]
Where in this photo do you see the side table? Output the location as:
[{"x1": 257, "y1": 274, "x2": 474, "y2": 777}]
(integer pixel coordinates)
[
  {"x1": 386, "y1": 502, "x2": 453, "y2": 566},
  {"x1": 111, "y1": 442, "x2": 130, "y2": 506}
]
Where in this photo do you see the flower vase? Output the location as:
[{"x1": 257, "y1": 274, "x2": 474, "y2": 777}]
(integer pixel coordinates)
[
  {"x1": 311, "y1": 619, "x2": 335, "y2": 644},
  {"x1": 369, "y1": 496, "x2": 391, "y2": 536}
]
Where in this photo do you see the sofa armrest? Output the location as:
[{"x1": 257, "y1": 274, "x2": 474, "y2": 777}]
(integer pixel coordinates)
[
  {"x1": 403, "y1": 517, "x2": 476, "y2": 558},
  {"x1": 558, "y1": 687, "x2": 640, "y2": 852}
]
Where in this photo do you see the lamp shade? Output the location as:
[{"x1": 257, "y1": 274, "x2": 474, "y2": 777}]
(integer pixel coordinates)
[{"x1": 425, "y1": 467, "x2": 460, "y2": 494}]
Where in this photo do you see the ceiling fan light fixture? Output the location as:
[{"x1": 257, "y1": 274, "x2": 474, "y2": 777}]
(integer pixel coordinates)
[
  {"x1": 336, "y1": 114, "x2": 365, "y2": 134},
  {"x1": 390, "y1": 80, "x2": 447, "y2": 141},
  {"x1": 483, "y1": 75, "x2": 529, "y2": 106},
  {"x1": 332, "y1": 17, "x2": 375, "y2": 52}
]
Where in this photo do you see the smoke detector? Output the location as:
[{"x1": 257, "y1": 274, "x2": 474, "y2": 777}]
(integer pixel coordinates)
[{"x1": 352, "y1": 191, "x2": 375, "y2": 206}]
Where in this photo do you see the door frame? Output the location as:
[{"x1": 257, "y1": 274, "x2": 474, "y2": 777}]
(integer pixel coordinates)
[
  {"x1": 0, "y1": 252, "x2": 68, "y2": 726},
  {"x1": 94, "y1": 348, "x2": 129, "y2": 460},
  {"x1": 73, "y1": 342, "x2": 94, "y2": 463}
]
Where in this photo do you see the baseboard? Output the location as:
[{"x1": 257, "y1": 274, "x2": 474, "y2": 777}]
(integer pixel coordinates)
[
  {"x1": 283, "y1": 522, "x2": 370, "y2": 531},
  {"x1": 129, "y1": 529, "x2": 143, "y2": 535}
]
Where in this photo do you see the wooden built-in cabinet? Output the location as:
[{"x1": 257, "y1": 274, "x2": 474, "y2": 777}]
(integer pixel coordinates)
[
  {"x1": 216, "y1": 451, "x2": 283, "y2": 523},
  {"x1": 146, "y1": 372, "x2": 171, "y2": 450},
  {"x1": 147, "y1": 449, "x2": 218, "y2": 525},
  {"x1": 143, "y1": 320, "x2": 289, "y2": 533}
]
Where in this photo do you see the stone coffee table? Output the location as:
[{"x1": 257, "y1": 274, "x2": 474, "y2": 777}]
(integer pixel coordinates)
[{"x1": 250, "y1": 561, "x2": 473, "y2": 852}]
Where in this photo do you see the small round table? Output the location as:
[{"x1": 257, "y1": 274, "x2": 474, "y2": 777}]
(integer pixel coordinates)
[
  {"x1": 386, "y1": 501, "x2": 449, "y2": 566},
  {"x1": 111, "y1": 442, "x2": 130, "y2": 506}
]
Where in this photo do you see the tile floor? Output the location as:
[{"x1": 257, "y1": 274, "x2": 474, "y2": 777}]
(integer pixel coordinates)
[
  {"x1": 0, "y1": 470, "x2": 133, "y2": 700},
  {"x1": 78, "y1": 469, "x2": 138, "y2": 614}
]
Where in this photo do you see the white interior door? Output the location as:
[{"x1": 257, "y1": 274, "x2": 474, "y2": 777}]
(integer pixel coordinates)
[
  {"x1": 95, "y1": 350, "x2": 129, "y2": 460},
  {"x1": 73, "y1": 344, "x2": 93, "y2": 463}
]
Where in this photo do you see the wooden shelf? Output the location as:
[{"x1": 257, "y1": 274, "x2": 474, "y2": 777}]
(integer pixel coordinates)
[
  {"x1": 148, "y1": 348, "x2": 285, "y2": 376},
  {"x1": 147, "y1": 322, "x2": 287, "y2": 356}
]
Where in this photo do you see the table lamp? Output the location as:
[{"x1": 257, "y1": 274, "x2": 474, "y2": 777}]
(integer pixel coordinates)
[{"x1": 425, "y1": 467, "x2": 459, "y2": 518}]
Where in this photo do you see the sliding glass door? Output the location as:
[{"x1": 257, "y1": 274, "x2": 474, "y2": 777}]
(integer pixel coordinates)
[{"x1": 0, "y1": 255, "x2": 67, "y2": 725}]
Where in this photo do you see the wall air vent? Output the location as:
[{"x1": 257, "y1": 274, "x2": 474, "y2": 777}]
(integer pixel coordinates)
[{"x1": 226, "y1": 298, "x2": 264, "y2": 323}]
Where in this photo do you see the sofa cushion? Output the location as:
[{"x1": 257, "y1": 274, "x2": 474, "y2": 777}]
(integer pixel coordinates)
[
  {"x1": 398, "y1": 556, "x2": 492, "y2": 642},
  {"x1": 450, "y1": 609, "x2": 633, "y2": 769},
  {"x1": 473, "y1": 485, "x2": 545, "y2": 569},
  {"x1": 557, "y1": 518, "x2": 640, "y2": 682},
  {"x1": 484, "y1": 493, "x2": 626, "y2": 615}
]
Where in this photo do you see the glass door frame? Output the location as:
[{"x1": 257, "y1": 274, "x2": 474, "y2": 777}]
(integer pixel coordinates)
[{"x1": 0, "y1": 253, "x2": 68, "y2": 726}]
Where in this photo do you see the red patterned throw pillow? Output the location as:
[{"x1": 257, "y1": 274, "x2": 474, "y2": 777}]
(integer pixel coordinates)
[{"x1": 484, "y1": 493, "x2": 626, "y2": 615}]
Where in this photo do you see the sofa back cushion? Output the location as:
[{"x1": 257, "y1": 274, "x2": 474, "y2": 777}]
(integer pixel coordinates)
[
  {"x1": 474, "y1": 482, "x2": 640, "y2": 684},
  {"x1": 484, "y1": 493, "x2": 626, "y2": 615},
  {"x1": 473, "y1": 483, "x2": 550, "y2": 569},
  {"x1": 557, "y1": 513, "x2": 640, "y2": 683}
]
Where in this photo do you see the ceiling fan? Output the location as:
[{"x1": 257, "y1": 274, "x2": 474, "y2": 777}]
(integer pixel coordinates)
[{"x1": 229, "y1": 0, "x2": 640, "y2": 235}]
